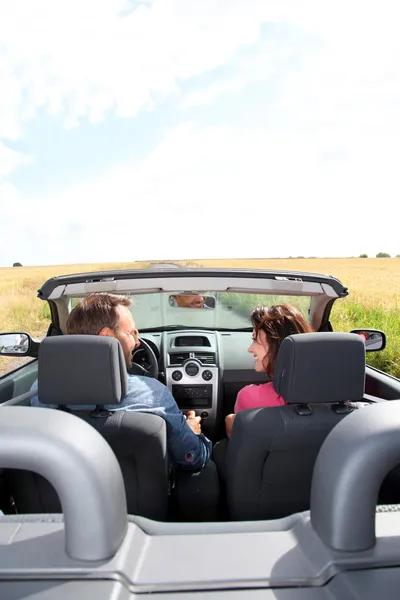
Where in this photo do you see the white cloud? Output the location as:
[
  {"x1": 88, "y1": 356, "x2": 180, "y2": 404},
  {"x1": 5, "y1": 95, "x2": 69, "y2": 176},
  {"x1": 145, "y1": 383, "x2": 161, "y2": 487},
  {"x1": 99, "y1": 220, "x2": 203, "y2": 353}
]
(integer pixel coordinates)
[
  {"x1": 180, "y1": 0, "x2": 400, "y2": 118},
  {"x1": 0, "y1": 0, "x2": 271, "y2": 137},
  {"x1": 2, "y1": 119, "x2": 398, "y2": 266},
  {"x1": 0, "y1": 0, "x2": 398, "y2": 142},
  {"x1": 1, "y1": 0, "x2": 399, "y2": 139},
  {"x1": 0, "y1": 0, "x2": 399, "y2": 265},
  {"x1": 0, "y1": 142, "x2": 29, "y2": 178},
  {"x1": 180, "y1": 78, "x2": 246, "y2": 110}
]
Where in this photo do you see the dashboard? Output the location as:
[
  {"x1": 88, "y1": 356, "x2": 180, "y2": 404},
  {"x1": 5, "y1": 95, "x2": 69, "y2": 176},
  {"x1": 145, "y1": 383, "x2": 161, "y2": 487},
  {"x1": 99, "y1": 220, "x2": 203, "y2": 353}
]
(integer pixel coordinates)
[{"x1": 133, "y1": 329, "x2": 267, "y2": 436}]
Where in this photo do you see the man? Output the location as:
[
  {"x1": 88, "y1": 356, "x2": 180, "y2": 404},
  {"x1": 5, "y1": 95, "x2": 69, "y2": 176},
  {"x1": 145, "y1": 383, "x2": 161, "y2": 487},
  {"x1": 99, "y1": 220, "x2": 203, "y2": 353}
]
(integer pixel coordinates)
[{"x1": 31, "y1": 293, "x2": 212, "y2": 471}]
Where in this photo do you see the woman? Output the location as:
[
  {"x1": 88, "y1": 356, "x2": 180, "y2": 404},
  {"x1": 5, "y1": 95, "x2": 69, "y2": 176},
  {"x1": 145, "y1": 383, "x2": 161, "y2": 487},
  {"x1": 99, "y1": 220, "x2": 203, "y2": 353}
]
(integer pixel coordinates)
[{"x1": 225, "y1": 304, "x2": 313, "y2": 438}]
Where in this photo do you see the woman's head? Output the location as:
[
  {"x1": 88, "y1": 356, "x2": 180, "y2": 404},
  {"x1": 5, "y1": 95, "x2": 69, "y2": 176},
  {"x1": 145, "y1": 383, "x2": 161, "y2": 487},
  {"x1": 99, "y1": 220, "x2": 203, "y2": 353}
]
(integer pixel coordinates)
[{"x1": 248, "y1": 304, "x2": 313, "y2": 377}]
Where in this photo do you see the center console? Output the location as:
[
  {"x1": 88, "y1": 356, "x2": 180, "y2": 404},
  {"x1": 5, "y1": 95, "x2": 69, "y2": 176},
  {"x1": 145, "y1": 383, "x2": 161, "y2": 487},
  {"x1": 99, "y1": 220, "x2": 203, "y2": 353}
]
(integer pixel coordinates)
[{"x1": 165, "y1": 332, "x2": 219, "y2": 429}]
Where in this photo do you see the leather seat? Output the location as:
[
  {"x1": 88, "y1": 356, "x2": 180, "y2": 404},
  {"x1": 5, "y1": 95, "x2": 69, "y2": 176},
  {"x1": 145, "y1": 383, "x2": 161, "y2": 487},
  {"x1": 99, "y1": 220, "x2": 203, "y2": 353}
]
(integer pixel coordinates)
[
  {"x1": 6, "y1": 335, "x2": 169, "y2": 521},
  {"x1": 216, "y1": 332, "x2": 366, "y2": 521}
]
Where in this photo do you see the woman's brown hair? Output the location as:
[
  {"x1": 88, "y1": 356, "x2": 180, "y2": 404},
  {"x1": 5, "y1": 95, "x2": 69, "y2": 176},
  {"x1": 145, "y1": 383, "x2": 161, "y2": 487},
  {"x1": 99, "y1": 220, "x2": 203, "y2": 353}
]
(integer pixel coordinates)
[{"x1": 250, "y1": 304, "x2": 313, "y2": 378}]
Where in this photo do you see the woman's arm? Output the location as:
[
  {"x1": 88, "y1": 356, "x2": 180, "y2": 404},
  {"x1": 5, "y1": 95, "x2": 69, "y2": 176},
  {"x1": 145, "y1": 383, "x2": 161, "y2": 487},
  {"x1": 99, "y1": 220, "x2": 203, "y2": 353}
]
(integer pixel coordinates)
[{"x1": 225, "y1": 413, "x2": 236, "y2": 439}]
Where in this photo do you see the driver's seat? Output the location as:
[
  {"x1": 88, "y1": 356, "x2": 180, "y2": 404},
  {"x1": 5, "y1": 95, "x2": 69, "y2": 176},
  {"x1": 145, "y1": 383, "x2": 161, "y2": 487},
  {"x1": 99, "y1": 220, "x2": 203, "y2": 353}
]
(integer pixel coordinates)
[{"x1": 6, "y1": 335, "x2": 170, "y2": 521}]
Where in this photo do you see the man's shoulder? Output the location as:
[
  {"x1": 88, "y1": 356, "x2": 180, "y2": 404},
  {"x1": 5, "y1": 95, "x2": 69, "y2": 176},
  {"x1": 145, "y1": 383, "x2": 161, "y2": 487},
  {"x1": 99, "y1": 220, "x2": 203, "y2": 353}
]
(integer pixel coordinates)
[
  {"x1": 125, "y1": 375, "x2": 171, "y2": 403},
  {"x1": 121, "y1": 375, "x2": 177, "y2": 412},
  {"x1": 127, "y1": 374, "x2": 167, "y2": 393}
]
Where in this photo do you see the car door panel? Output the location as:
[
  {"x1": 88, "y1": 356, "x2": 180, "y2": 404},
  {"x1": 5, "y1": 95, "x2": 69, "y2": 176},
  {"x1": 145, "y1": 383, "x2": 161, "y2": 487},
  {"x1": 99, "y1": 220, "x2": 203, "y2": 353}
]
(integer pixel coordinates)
[
  {"x1": 365, "y1": 366, "x2": 400, "y2": 400},
  {"x1": 0, "y1": 361, "x2": 38, "y2": 404}
]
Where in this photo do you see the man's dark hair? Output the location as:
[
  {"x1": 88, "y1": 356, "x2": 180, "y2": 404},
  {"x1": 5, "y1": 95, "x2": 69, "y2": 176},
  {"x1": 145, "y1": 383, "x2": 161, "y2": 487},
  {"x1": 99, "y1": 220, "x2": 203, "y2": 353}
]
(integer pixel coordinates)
[{"x1": 66, "y1": 293, "x2": 132, "y2": 335}]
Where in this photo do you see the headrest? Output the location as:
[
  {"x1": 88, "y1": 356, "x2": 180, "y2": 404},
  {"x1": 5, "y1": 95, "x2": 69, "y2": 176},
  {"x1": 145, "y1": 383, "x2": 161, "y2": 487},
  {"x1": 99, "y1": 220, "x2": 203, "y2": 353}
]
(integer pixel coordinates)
[
  {"x1": 38, "y1": 335, "x2": 128, "y2": 406},
  {"x1": 273, "y1": 332, "x2": 365, "y2": 404}
]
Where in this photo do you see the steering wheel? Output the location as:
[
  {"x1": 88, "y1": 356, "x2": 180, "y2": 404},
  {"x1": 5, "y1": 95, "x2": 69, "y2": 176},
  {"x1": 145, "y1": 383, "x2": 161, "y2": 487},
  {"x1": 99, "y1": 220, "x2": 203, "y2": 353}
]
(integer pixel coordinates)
[{"x1": 129, "y1": 338, "x2": 158, "y2": 379}]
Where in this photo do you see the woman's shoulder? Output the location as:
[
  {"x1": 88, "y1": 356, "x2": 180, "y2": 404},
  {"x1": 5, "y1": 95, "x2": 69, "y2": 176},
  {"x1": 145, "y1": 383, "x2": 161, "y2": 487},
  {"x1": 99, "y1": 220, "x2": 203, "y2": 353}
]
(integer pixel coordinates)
[
  {"x1": 244, "y1": 382, "x2": 279, "y2": 401},
  {"x1": 239, "y1": 381, "x2": 275, "y2": 396},
  {"x1": 235, "y1": 382, "x2": 285, "y2": 412}
]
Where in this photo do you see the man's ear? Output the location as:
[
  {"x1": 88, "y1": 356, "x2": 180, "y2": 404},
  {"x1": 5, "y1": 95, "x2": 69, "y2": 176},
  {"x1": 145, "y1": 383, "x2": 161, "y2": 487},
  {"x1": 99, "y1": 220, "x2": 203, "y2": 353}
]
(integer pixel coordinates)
[{"x1": 99, "y1": 327, "x2": 114, "y2": 337}]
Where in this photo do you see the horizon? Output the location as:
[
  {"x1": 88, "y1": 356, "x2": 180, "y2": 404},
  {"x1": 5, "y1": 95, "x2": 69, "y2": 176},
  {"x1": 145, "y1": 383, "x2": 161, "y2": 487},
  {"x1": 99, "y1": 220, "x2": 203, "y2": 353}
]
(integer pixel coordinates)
[{"x1": 1, "y1": 254, "x2": 398, "y2": 271}]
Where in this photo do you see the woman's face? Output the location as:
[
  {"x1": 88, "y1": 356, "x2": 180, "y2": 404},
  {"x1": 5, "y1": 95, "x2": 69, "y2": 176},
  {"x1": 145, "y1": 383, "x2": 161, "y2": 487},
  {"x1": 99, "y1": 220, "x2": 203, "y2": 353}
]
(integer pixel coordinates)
[{"x1": 248, "y1": 328, "x2": 268, "y2": 372}]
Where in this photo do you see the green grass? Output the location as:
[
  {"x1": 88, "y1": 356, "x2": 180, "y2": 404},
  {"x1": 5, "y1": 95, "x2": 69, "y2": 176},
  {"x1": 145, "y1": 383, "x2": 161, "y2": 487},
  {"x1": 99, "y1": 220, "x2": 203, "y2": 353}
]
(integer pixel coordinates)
[
  {"x1": 218, "y1": 292, "x2": 311, "y2": 319},
  {"x1": 219, "y1": 292, "x2": 400, "y2": 378},
  {"x1": 330, "y1": 300, "x2": 400, "y2": 379}
]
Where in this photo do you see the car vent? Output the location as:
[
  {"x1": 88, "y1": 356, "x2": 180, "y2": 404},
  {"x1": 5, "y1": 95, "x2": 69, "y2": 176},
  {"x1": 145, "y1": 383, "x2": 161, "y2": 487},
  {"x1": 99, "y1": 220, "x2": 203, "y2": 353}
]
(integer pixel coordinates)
[
  {"x1": 194, "y1": 352, "x2": 215, "y2": 365},
  {"x1": 169, "y1": 353, "x2": 190, "y2": 365}
]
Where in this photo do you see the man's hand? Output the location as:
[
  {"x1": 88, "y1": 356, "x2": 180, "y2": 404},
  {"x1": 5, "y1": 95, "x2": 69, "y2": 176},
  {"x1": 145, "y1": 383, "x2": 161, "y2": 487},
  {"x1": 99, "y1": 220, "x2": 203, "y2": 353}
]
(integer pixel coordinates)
[{"x1": 185, "y1": 410, "x2": 202, "y2": 434}]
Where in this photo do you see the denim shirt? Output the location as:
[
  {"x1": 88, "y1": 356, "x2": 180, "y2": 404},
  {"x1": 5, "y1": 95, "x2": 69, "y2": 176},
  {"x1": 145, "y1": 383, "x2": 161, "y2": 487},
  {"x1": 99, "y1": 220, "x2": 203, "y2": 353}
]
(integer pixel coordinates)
[{"x1": 30, "y1": 375, "x2": 212, "y2": 471}]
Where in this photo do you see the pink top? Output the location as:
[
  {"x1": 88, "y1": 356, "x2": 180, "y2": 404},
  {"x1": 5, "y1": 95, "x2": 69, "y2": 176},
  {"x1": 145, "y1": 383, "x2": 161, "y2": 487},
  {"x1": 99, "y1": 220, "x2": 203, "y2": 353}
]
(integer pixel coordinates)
[{"x1": 234, "y1": 382, "x2": 286, "y2": 413}]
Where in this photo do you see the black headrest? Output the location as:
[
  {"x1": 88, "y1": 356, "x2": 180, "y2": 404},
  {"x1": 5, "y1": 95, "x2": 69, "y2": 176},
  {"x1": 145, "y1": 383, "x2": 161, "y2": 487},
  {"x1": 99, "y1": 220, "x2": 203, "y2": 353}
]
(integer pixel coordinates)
[
  {"x1": 273, "y1": 332, "x2": 365, "y2": 404},
  {"x1": 38, "y1": 335, "x2": 128, "y2": 406}
]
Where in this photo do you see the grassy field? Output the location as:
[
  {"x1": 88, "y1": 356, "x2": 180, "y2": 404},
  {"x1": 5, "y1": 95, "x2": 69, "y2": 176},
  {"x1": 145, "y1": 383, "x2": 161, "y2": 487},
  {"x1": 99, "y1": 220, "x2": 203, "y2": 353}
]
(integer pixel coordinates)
[{"x1": 1, "y1": 258, "x2": 399, "y2": 378}]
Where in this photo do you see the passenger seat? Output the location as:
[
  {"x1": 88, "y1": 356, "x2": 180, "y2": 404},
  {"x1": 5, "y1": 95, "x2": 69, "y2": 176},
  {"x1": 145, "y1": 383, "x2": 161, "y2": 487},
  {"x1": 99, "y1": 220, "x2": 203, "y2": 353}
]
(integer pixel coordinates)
[{"x1": 218, "y1": 332, "x2": 366, "y2": 521}]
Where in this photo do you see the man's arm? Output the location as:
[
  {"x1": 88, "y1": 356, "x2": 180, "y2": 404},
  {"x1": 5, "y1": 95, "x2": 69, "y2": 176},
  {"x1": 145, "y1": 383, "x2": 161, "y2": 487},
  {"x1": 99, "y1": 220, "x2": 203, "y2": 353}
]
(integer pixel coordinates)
[
  {"x1": 29, "y1": 379, "x2": 59, "y2": 409},
  {"x1": 29, "y1": 379, "x2": 40, "y2": 406},
  {"x1": 161, "y1": 388, "x2": 212, "y2": 470}
]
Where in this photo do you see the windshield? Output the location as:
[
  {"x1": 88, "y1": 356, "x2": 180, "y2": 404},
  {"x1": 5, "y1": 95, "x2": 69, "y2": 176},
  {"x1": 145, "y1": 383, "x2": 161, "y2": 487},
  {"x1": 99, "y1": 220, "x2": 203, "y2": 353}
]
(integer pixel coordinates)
[{"x1": 81, "y1": 292, "x2": 313, "y2": 331}]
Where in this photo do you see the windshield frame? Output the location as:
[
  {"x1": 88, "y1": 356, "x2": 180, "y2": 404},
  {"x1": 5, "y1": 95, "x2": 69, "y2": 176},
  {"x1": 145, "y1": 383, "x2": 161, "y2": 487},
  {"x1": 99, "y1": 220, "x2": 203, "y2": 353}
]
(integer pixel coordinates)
[{"x1": 39, "y1": 267, "x2": 348, "y2": 334}]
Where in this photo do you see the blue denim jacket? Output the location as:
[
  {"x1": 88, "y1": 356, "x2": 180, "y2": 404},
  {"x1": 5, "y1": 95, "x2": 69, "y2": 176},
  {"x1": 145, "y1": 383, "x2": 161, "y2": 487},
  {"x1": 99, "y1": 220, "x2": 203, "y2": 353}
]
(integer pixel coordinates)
[{"x1": 30, "y1": 375, "x2": 212, "y2": 470}]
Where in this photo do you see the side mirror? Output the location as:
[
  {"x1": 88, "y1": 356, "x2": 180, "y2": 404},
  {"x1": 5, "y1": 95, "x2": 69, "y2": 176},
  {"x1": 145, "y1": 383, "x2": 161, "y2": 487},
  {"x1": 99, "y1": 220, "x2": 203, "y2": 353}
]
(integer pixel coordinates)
[
  {"x1": 0, "y1": 332, "x2": 32, "y2": 356},
  {"x1": 350, "y1": 329, "x2": 386, "y2": 352}
]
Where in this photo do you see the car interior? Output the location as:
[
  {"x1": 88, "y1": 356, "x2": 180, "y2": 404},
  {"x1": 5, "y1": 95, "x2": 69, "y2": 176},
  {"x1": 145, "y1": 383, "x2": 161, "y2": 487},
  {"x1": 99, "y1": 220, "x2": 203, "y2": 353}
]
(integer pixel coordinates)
[
  {"x1": 1, "y1": 391, "x2": 400, "y2": 597},
  {"x1": 1, "y1": 266, "x2": 400, "y2": 525}
]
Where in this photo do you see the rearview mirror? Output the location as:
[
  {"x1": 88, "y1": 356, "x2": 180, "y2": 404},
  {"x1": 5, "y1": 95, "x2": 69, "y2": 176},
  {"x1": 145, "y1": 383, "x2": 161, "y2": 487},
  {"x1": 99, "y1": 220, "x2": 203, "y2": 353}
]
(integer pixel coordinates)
[
  {"x1": 350, "y1": 329, "x2": 386, "y2": 352},
  {"x1": 0, "y1": 332, "x2": 31, "y2": 356},
  {"x1": 168, "y1": 294, "x2": 216, "y2": 309}
]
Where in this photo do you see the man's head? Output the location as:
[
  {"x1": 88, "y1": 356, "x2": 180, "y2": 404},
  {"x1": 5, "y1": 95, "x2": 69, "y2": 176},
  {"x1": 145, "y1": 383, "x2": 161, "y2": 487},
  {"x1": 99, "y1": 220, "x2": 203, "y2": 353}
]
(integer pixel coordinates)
[{"x1": 66, "y1": 293, "x2": 140, "y2": 369}]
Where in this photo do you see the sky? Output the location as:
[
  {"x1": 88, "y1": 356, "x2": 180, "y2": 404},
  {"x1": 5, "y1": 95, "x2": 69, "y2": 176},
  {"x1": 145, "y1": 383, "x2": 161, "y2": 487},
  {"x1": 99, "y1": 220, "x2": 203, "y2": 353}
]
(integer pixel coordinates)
[{"x1": 0, "y1": 0, "x2": 399, "y2": 267}]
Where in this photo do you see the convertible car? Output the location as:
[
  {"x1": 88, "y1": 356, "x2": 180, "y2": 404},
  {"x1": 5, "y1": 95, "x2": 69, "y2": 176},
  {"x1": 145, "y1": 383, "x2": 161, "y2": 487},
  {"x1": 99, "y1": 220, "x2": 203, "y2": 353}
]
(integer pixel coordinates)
[{"x1": 0, "y1": 264, "x2": 400, "y2": 598}]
